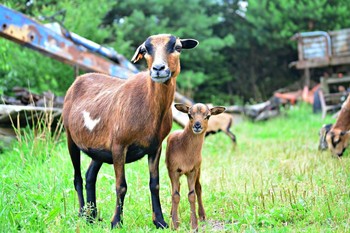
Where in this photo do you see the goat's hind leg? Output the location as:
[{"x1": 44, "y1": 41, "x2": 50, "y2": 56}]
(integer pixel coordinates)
[
  {"x1": 67, "y1": 134, "x2": 85, "y2": 216},
  {"x1": 226, "y1": 130, "x2": 237, "y2": 145},
  {"x1": 85, "y1": 160, "x2": 103, "y2": 222}
]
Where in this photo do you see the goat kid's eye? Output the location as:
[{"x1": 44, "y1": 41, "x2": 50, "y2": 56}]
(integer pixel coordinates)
[{"x1": 188, "y1": 114, "x2": 193, "y2": 119}]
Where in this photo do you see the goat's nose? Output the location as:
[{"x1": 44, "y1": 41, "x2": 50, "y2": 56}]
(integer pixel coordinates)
[
  {"x1": 152, "y1": 64, "x2": 165, "y2": 71},
  {"x1": 194, "y1": 122, "x2": 201, "y2": 129}
]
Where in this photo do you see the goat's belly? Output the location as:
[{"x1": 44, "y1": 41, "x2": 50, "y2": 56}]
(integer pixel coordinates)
[
  {"x1": 81, "y1": 148, "x2": 113, "y2": 164},
  {"x1": 81, "y1": 144, "x2": 147, "y2": 164}
]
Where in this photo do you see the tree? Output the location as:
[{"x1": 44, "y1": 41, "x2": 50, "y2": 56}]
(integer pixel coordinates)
[
  {"x1": 0, "y1": 0, "x2": 114, "y2": 96},
  {"x1": 100, "y1": 0, "x2": 234, "y2": 98},
  {"x1": 197, "y1": 0, "x2": 350, "y2": 103}
]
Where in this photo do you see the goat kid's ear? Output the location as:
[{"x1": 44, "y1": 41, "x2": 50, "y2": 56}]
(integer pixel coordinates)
[
  {"x1": 174, "y1": 103, "x2": 190, "y2": 114},
  {"x1": 131, "y1": 43, "x2": 145, "y2": 63},
  {"x1": 210, "y1": 106, "x2": 226, "y2": 116},
  {"x1": 180, "y1": 39, "x2": 199, "y2": 49}
]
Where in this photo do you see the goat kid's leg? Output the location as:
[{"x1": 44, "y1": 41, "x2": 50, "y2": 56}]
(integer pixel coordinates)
[
  {"x1": 169, "y1": 171, "x2": 181, "y2": 229},
  {"x1": 110, "y1": 144, "x2": 128, "y2": 229},
  {"x1": 187, "y1": 170, "x2": 198, "y2": 230},
  {"x1": 225, "y1": 130, "x2": 237, "y2": 145},
  {"x1": 67, "y1": 134, "x2": 85, "y2": 216},
  {"x1": 85, "y1": 160, "x2": 103, "y2": 222},
  {"x1": 148, "y1": 148, "x2": 168, "y2": 229},
  {"x1": 195, "y1": 169, "x2": 205, "y2": 221}
]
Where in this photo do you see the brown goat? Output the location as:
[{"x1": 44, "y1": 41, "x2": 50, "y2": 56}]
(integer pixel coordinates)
[
  {"x1": 205, "y1": 111, "x2": 236, "y2": 145},
  {"x1": 165, "y1": 103, "x2": 226, "y2": 230},
  {"x1": 326, "y1": 95, "x2": 350, "y2": 156},
  {"x1": 62, "y1": 34, "x2": 198, "y2": 228}
]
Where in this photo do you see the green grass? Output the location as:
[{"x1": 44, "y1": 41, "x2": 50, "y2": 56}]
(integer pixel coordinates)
[{"x1": 1, "y1": 104, "x2": 349, "y2": 232}]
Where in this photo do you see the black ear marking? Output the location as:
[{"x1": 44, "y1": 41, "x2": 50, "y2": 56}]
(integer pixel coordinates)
[
  {"x1": 180, "y1": 39, "x2": 199, "y2": 49},
  {"x1": 131, "y1": 43, "x2": 146, "y2": 63}
]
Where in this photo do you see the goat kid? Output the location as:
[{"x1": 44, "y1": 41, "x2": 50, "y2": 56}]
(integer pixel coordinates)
[
  {"x1": 326, "y1": 95, "x2": 350, "y2": 156},
  {"x1": 205, "y1": 105, "x2": 237, "y2": 145},
  {"x1": 62, "y1": 34, "x2": 198, "y2": 228},
  {"x1": 166, "y1": 103, "x2": 226, "y2": 230}
]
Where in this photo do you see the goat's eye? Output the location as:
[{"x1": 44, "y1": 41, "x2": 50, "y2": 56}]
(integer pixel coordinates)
[
  {"x1": 188, "y1": 114, "x2": 193, "y2": 119},
  {"x1": 205, "y1": 115, "x2": 210, "y2": 120},
  {"x1": 140, "y1": 47, "x2": 147, "y2": 54},
  {"x1": 175, "y1": 45, "x2": 182, "y2": 52}
]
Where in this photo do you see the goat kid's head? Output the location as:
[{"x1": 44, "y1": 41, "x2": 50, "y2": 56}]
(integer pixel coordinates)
[
  {"x1": 175, "y1": 103, "x2": 226, "y2": 134},
  {"x1": 326, "y1": 128, "x2": 350, "y2": 156},
  {"x1": 131, "y1": 34, "x2": 198, "y2": 83}
]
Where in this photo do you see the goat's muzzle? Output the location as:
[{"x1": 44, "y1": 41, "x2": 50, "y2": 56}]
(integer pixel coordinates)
[
  {"x1": 192, "y1": 122, "x2": 203, "y2": 134},
  {"x1": 150, "y1": 63, "x2": 171, "y2": 83}
]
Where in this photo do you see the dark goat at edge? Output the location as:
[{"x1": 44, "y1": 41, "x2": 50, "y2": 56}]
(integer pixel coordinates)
[
  {"x1": 326, "y1": 95, "x2": 350, "y2": 156},
  {"x1": 62, "y1": 34, "x2": 198, "y2": 228}
]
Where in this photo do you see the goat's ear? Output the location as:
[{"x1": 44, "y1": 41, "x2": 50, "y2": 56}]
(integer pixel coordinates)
[
  {"x1": 180, "y1": 39, "x2": 199, "y2": 49},
  {"x1": 131, "y1": 43, "x2": 145, "y2": 63},
  {"x1": 174, "y1": 103, "x2": 190, "y2": 114},
  {"x1": 210, "y1": 106, "x2": 226, "y2": 116}
]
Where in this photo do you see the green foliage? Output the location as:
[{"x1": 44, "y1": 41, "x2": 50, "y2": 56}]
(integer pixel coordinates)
[
  {"x1": 0, "y1": 0, "x2": 114, "y2": 96},
  {"x1": 2, "y1": 0, "x2": 350, "y2": 103},
  {"x1": 1, "y1": 104, "x2": 350, "y2": 232}
]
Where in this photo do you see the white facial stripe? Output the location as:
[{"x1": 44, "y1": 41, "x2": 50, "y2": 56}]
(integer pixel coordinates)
[{"x1": 82, "y1": 110, "x2": 101, "y2": 131}]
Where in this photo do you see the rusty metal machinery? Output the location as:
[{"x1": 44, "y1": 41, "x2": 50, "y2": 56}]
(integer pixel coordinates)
[{"x1": 0, "y1": 4, "x2": 138, "y2": 79}]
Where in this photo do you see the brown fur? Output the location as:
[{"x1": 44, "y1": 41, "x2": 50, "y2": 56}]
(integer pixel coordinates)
[
  {"x1": 165, "y1": 103, "x2": 225, "y2": 230},
  {"x1": 326, "y1": 95, "x2": 350, "y2": 156},
  {"x1": 206, "y1": 112, "x2": 237, "y2": 144},
  {"x1": 62, "y1": 34, "x2": 198, "y2": 228}
]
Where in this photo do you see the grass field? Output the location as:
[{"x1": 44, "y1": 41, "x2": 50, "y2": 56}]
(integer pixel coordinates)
[{"x1": 1, "y1": 104, "x2": 349, "y2": 232}]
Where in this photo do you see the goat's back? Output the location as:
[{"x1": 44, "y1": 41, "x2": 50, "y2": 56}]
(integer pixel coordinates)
[
  {"x1": 63, "y1": 72, "x2": 173, "y2": 151},
  {"x1": 206, "y1": 113, "x2": 233, "y2": 132}
]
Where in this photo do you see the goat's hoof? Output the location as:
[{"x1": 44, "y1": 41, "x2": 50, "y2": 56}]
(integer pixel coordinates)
[
  {"x1": 154, "y1": 220, "x2": 169, "y2": 229},
  {"x1": 111, "y1": 221, "x2": 123, "y2": 229}
]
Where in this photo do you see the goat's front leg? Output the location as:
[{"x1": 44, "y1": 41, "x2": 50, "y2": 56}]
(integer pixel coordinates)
[
  {"x1": 187, "y1": 170, "x2": 198, "y2": 230},
  {"x1": 195, "y1": 168, "x2": 205, "y2": 221},
  {"x1": 169, "y1": 170, "x2": 181, "y2": 229},
  {"x1": 85, "y1": 160, "x2": 103, "y2": 222},
  {"x1": 111, "y1": 144, "x2": 127, "y2": 228},
  {"x1": 148, "y1": 147, "x2": 168, "y2": 229}
]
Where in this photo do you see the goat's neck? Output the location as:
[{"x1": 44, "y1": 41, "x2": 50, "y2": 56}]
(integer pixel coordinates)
[
  {"x1": 147, "y1": 76, "x2": 177, "y2": 111},
  {"x1": 182, "y1": 124, "x2": 206, "y2": 150}
]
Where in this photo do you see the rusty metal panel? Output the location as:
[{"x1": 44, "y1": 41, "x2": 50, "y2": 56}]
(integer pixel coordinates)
[{"x1": 0, "y1": 5, "x2": 137, "y2": 79}]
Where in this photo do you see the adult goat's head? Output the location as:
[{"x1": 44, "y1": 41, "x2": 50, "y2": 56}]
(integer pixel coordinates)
[
  {"x1": 326, "y1": 128, "x2": 350, "y2": 156},
  {"x1": 131, "y1": 34, "x2": 198, "y2": 83}
]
